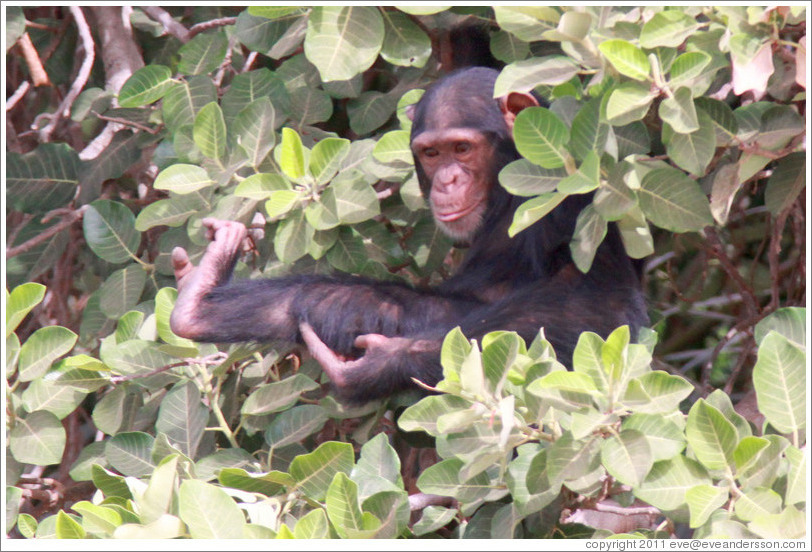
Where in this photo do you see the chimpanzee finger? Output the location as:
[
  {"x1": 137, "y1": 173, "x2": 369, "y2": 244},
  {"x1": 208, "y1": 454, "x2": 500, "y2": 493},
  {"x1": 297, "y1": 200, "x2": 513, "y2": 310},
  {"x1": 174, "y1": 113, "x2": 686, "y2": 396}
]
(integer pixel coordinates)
[
  {"x1": 299, "y1": 322, "x2": 349, "y2": 387},
  {"x1": 171, "y1": 247, "x2": 193, "y2": 281},
  {"x1": 354, "y1": 333, "x2": 390, "y2": 350}
]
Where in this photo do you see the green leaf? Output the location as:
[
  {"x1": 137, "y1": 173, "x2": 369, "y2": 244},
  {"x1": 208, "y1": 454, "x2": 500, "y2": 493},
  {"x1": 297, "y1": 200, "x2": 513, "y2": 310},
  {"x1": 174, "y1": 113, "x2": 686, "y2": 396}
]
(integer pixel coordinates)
[
  {"x1": 493, "y1": 56, "x2": 579, "y2": 96},
  {"x1": 99, "y1": 265, "x2": 147, "y2": 319},
  {"x1": 6, "y1": 282, "x2": 46, "y2": 338},
  {"x1": 509, "y1": 192, "x2": 567, "y2": 237},
  {"x1": 105, "y1": 432, "x2": 155, "y2": 477},
  {"x1": 398, "y1": 395, "x2": 470, "y2": 435},
  {"x1": 310, "y1": 138, "x2": 351, "y2": 184},
  {"x1": 113, "y1": 514, "x2": 187, "y2": 539},
  {"x1": 754, "y1": 307, "x2": 806, "y2": 349},
  {"x1": 18, "y1": 325, "x2": 78, "y2": 382},
  {"x1": 538, "y1": 371, "x2": 599, "y2": 394},
  {"x1": 685, "y1": 484, "x2": 728, "y2": 528},
  {"x1": 178, "y1": 31, "x2": 228, "y2": 75},
  {"x1": 273, "y1": 210, "x2": 312, "y2": 264},
  {"x1": 293, "y1": 509, "x2": 330, "y2": 539},
  {"x1": 658, "y1": 86, "x2": 699, "y2": 134},
  {"x1": 21, "y1": 378, "x2": 86, "y2": 419},
  {"x1": 289, "y1": 441, "x2": 355, "y2": 501},
  {"x1": 559, "y1": 150, "x2": 600, "y2": 194},
  {"x1": 71, "y1": 501, "x2": 123, "y2": 537},
  {"x1": 598, "y1": 39, "x2": 651, "y2": 81},
  {"x1": 235, "y1": 11, "x2": 308, "y2": 60},
  {"x1": 638, "y1": 167, "x2": 713, "y2": 232},
  {"x1": 332, "y1": 174, "x2": 381, "y2": 223},
  {"x1": 134, "y1": 193, "x2": 209, "y2": 231},
  {"x1": 764, "y1": 152, "x2": 806, "y2": 216},
  {"x1": 279, "y1": 127, "x2": 306, "y2": 179},
  {"x1": 326, "y1": 472, "x2": 380, "y2": 538},
  {"x1": 733, "y1": 487, "x2": 782, "y2": 522},
  {"x1": 623, "y1": 413, "x2": 686, "y2": 462},
  {"x1": 686, "y1": 399, "x2": 737, "y2": 471},
  {"x1": 118, "y1": 65, "x2": 174, "y2": 107},
  {"x1": 752, "y1": 332, "x2": 806, "y2": 434},
  {"x1": 617, "y1": 207, "x2": 654, "y2": 259},
  {"x1": 662, "y1": 110, "x2": 716, "y2": 176},
  {"x1": 155, "y1": 382, "x2": 208, "y2": 458},
  {"x1": 222, "y1": 68, "x2": 289, "y2": 123},
  {"x1": 498, "y1": 159, "x2": 565, "y2": 197},
  {"x1": 242, "y1": 374, "x2": 319, "y2": 416},
  {"x1": 373, "y1": 130, "x2": 412, "y2": 165},
  {"x1": 380, "y1": 10, "x2": 431, "y2": 68},
  {"x1": 55, "y1": 510, "x2": 86, "y2": 539},
  {"x1": 639, "y1": 10, "x2": 700, "y2": 48},
  {"x1": 178, "y1": 480, "x2": 246, "y2": 538},
  {"x1": 83, "y1": 199, "x2": 141, "y2": 264},
  {"x1": 154, "y1": 164, "x2": 214, "y2": 195},
  {"x1": 605, "y1": 82, "x2": 656, "y2": 125},
  {"x1": 412, "y1": 506, "x2": 458, "y2": 536},
  {"x1": 138, "y1": 456, "x2": 179, "y2": 525},
  {"x1": 570, "y1": 205, "x2": 607, "y2": 273},
  {"x1": 265, "y1": 405, "x2": 328, "y2": 449},
  {"x1": 748, "y1": 505, "x2": 806, "y2": 540},
  {"x1": 668, "y1": 52, "x2": 712, "y2": 88},
  {"x1": 512, "y1": 107, "x2": 570, "y2": 169},
  {"x1": 304, "y1": 6, "x2": 384, "y2": 81},
  {"x1": 493, "y1": 6, "x2": 560, "y2": 42},
  {"x1": 233, "y1": 98, "x2": 278, "y2": 168},
  {"x1": 636, "y1": 455, "x2": 711, "y2": 511},
  {"x1": 601, "y1": 429, "x2": 653, "y2": 487},
  {"x1": 417, "y1": 458, "x2": 493, "y2": 503},
  {"x1": 568, "y1": 99, "x2": 609, "y2": 164},
  {"x1": 235, "y1": 173, "x2": 290, "y2": 200},
  {"x1": 17, "y1": 513, "x2": 38, "y2": 538},
  {"x1": 9, "y1": 410, "x2": 67, "y2": 465},
  {"x1": 7, "y1": 143, "x2": 80, "y2": 214},
  {"x1": 193, "y1": 102, "x2": 227, "y2": 162},
  {"x1": 162, "y1": 76, "x2": 217, "y2": 132},
  {"x1": 622, "y1": 371, "x2": 694, "y2": 413}
]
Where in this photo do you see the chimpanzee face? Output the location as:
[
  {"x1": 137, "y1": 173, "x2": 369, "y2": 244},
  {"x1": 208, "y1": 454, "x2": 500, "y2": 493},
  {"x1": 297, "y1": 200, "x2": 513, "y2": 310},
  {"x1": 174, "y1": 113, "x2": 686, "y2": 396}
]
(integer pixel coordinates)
[{"x1": 411, "y1": 127, "x2": 496, "y2": 241}]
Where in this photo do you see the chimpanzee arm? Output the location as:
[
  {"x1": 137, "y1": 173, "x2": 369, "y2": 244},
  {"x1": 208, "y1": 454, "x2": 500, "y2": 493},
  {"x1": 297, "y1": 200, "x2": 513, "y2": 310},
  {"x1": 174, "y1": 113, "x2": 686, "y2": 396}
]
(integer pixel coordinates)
[
  {"x1": 170, "y1": 219, "x2": 477, "y2": 353},
  {"x1": 301, "y1": 281, "x2": 648, "y2": 403}
]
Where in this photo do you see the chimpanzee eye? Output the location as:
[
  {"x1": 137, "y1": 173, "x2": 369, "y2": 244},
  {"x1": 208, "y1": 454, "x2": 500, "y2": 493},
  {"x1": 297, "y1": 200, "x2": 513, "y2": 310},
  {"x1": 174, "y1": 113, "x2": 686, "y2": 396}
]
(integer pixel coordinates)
[
  {"x1": 423, "y1": 147, "x2": 439, "y2": 158},
  {"x1": 455, "y1": 142, "x2": 471, "y2": 154}
]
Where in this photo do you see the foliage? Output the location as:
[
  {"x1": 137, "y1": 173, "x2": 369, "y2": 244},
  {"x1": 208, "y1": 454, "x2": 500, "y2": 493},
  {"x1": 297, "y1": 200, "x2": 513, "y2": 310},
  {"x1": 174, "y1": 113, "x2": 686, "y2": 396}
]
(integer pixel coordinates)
[{"x1": 4, "y1": 5, "x2": 807, "y2": 540}]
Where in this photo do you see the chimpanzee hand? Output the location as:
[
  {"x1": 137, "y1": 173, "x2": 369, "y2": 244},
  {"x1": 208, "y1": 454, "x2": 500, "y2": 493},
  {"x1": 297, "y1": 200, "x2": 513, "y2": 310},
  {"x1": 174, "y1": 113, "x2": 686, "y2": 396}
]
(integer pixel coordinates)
[
  {"x1": 299, "y1": 322, "x2": 438, "y2": 400},
  {"x1": 170, "y1": 218, "x2": 252, "y2": 338}
]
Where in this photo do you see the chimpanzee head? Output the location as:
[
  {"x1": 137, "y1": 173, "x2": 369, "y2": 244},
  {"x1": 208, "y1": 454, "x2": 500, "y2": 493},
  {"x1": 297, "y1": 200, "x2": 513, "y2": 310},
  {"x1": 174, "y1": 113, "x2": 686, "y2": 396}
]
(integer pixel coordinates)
[{"x1": 408, "y1": 67, "x2": 538, "y2": 241}]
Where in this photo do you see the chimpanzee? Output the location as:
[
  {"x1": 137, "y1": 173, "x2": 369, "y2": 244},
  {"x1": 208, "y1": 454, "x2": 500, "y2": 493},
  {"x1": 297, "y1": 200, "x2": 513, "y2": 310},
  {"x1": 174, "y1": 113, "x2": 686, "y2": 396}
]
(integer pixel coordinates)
[{"x1": 170, "y1": 67, "x2": 648, "y2": 403}]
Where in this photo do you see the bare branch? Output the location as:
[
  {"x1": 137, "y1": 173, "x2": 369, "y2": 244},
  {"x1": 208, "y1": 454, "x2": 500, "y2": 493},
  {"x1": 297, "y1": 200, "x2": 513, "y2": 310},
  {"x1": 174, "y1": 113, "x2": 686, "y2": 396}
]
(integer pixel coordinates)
[
  {"x1": 188, "y1": 17, "x2": 238, "y2": 39},
  {"x1": 140, "y1": 6, "x2": 191, "y2": 43},
  {"x1": 6, "y1": 81, "x2": 31, "y2": 111},
  {"x1": 17, "y1": 33, "x2": 51, "y2": 86},
  {"x1": 6, "y1": 206, "x2": 89, "y2": 259},
  {"x1": 38, "y1": 7, "x2": 95, "y2": 141}
]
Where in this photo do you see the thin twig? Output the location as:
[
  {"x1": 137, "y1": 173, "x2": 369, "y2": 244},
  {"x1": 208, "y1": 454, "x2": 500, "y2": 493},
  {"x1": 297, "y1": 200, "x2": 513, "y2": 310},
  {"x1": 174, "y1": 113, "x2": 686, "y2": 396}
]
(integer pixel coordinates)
[
  {"x1": 6, "y1": 206, "x2": 89, "y2": 259},
  {"x1": 6, "y1": 81, "x2": 31, "y2": 111},
  {"x1": 241, "y1": 51, "x2": 258, "y2": 73},
  {"x1": 703, "y1": 228, "x2": 759, "y2": 316},
  {"x1": 17, "y1": 33, "x2": 51, "y2": 86},
  {"x1": 91, "y1": 110, "x2": 161, "y2": 134},
  {"x1": 188, "y1": 17, "x2": 238, "y2": 39},
  {"x1": 140, "y1": 6, "x2": 191, "y2": 43},
  {"x1": 38, "y1": 7, "x2": 95, "y2": 141}
]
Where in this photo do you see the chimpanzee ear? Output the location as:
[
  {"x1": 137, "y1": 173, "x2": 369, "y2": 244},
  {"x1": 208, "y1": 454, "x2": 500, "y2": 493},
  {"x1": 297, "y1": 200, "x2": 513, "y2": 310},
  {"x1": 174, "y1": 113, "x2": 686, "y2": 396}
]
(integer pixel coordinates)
[
  {"x1": 498, "y1": 92, "x2": 539, "y2": 132},
  {"x1": 404, "y1": 104, "x2": 416, "y2": 122}
]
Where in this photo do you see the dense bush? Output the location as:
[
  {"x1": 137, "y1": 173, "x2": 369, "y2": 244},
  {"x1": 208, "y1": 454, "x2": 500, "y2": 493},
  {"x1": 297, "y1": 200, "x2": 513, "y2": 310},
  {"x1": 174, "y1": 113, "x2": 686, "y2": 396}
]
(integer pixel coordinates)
[{"x1": 5, "y1": 5, "x2": 807, "y2": 539}]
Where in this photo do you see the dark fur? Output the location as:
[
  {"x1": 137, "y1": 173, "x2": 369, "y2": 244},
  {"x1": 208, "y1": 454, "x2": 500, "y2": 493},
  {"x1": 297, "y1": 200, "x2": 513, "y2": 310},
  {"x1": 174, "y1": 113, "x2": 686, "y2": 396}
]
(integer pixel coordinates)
[{"x1": 183, "y1": 67, "x2": 648, "y2": 402}]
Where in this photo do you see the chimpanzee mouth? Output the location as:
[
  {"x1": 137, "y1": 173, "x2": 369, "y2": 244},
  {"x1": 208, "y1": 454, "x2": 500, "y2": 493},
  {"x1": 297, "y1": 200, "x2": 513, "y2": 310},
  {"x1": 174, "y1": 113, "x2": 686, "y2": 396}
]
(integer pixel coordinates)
[{"x1": 434, "y1": 202, "x2": 478, "y2": 222}]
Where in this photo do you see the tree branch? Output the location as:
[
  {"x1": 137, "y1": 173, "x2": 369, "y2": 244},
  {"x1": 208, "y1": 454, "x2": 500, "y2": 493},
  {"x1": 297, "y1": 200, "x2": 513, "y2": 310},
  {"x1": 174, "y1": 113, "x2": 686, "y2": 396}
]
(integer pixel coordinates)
[
  {"x1": 140, "y1": 6, "x2": 191, "y2": 43},
  {"x1": 6, "y1": 206, "x2": 89, "y2": 259},
  {"x1": 38, "y1": 7, "x2": 95, "y2": 141}
]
